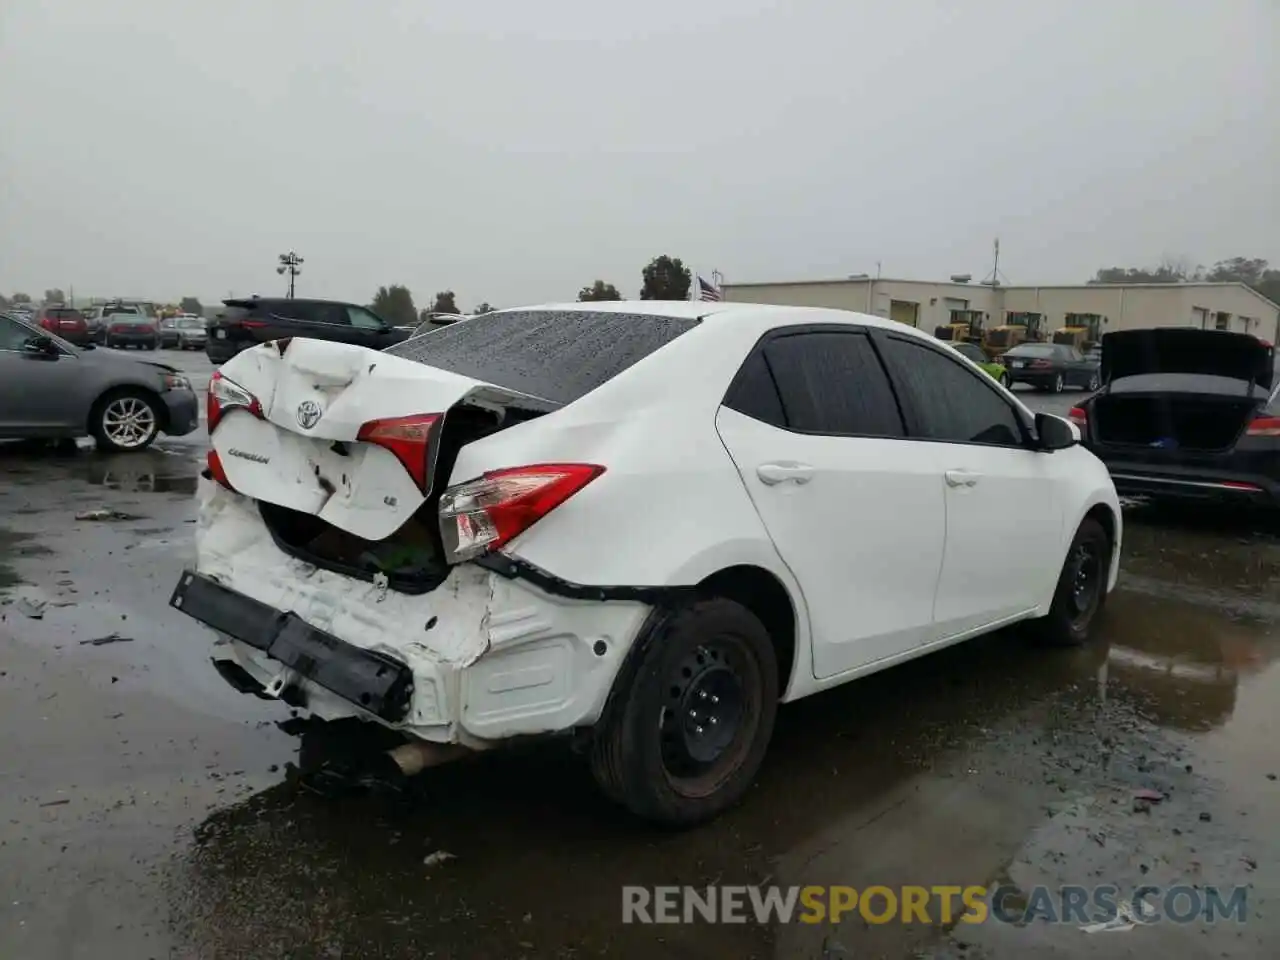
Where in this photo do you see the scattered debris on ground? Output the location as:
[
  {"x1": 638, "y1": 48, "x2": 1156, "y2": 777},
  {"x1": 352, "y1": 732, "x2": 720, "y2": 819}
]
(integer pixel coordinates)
[
  {"x1": 79, "y1": 633, "x2": 134, "y2": 646},
  {"x1": 74, "y1": 508, "x2": 142, "y2": 522}
]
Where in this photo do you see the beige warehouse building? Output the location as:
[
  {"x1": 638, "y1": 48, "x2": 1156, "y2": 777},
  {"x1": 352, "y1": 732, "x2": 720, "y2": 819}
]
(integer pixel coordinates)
[{"x1": 722, "y1": 276, "x2": 1280, "y2": 344}]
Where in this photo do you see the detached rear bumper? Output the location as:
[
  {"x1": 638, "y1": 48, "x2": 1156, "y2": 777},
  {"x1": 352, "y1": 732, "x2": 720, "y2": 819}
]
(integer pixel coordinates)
[
  {"x1": 175, "y1": 480, "x2": 652, "y2": 745},
  {"x1": 171, "y1": 571, "x2": 415, "y2": 720}
]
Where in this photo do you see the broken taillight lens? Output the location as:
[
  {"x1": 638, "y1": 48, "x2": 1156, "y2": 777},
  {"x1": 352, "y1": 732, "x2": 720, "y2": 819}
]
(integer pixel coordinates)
[
  {"x1": 1246, "y1": 416, "x2": 1280, "y2": 437},
  {"x1": 207, "y1": 371, "x2": 263, "y2": 433},
  {"x1": 356, "y1": 413, "x2": 441, "y2": 492},
  {"x1": 1068, "y1": 406, "x2": 1088, "y2": 427},
  {"x1": 438, "y1": 464, "x2": 605, "y2": 563}
]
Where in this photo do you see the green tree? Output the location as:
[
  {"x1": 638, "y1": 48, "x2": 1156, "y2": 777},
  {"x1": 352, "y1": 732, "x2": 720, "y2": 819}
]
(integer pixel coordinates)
[
  {"x1": 1204, "y1": 257, "x2": 1280, "y2": 305},
  {"x1": 578, "y1": 280, "x2": 622, "y2": 302},
  {"x1": 12, "y1": 292, "x2": 32, "y2": 303},
  {"x1": 431, "y1": 290, "x2": 459, "y2": 314},
  {"x1": 370, "y1": 284, "x2": 418, "y2": 326},
  {"x1": 180, "y1": 296, "x2": 204, "y2": 316},
  {"x1": 43, "y1": 288, "x2": 66, "y2": 304},
  {"x1": 639, "y1": 255, "x2": 691, "y2": 300}
]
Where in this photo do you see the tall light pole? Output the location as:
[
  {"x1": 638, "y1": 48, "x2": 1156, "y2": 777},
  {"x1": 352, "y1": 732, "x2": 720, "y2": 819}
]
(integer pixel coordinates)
[{"x1": 277, "y1": 251, "x2": 304, "y2": 299}]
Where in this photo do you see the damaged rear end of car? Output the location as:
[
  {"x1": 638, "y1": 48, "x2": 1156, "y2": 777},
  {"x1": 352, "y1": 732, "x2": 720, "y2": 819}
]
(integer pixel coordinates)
[
  {"x1": 171, "y1": 312, "x2": 702, "y2": 757},
  {"x1": 1075, "y1": 329, "x2": 1280, "y2": 505}
]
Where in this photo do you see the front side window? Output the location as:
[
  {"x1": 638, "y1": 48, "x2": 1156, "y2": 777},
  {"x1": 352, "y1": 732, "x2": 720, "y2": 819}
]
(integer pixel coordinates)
[
  {"x1": 881, "y1": 336, "x2": 1025, "y2": 446},
  {"x1": 0, "y1": 316, "x2": 36, "y2": 351},
  {"x1": 347, "y1": 306, "x2": 385, "y2": 330},
  {"x1": 761, "y1": 330, "x2": 905, "y2": 437}
]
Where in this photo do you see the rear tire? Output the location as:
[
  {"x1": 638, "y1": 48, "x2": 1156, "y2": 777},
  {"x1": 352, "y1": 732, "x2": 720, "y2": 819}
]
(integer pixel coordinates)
[
  {"x1": 999, "y1": 372, "x2": 1010, "y2": 388},
  {"x1": 1051, "y1": 373, "x2": 1065, "y2": 393},
  {"x1": 1030, "y1": 517, "x2": 1111, "y2": 647},
  {"x1": 1085, "y1": 373, "x2": 1100, "y2": 391},
  {"x1": 590, "y1": 598, "x2": 779, "y2": 826}
]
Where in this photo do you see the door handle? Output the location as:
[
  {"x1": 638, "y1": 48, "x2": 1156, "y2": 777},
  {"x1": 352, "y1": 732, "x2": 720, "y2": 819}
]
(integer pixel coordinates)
[
  {"x1": 757, "y1": 461, "x2": 814, "y2": 485},
  {"x1": 944, "y1": 469, "x2": 980, "y2": 488}
]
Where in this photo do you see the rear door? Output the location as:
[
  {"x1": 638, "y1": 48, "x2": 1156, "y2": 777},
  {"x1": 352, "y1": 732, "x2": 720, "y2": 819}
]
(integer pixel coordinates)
[
  {"x1": 875, "y1": 332, "x2": 1061, "y2": 637},
  {"x1": 715, "y1": 326, "x2": 946, "y2": 679}
]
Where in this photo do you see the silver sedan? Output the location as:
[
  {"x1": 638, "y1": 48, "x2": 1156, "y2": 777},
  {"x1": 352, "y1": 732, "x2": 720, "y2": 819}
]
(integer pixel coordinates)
[{"x1": 0, "y1": 311, "x2": 201, "y2": 452}]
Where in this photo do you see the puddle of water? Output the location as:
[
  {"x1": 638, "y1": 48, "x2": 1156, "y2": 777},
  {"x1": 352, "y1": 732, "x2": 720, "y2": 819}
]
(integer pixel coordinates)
[{"x1": 1097, "y1": 588, "x2": 1279, "y2": 733}]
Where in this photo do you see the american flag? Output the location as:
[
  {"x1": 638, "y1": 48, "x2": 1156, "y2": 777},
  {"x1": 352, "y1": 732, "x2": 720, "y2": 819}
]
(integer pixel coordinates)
[{"x1": 696, "y1": 274, "x2": 723, "y2": 302}]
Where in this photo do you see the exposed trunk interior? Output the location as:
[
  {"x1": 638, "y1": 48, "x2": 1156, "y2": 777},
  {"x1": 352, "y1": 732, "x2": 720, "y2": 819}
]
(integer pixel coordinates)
[
  {"x1": 1092, "y1": 394, "x2": 1256, "y2": 451},
  {"x1": 258, "y1": 403, "x2": 546, "y2": 593}
]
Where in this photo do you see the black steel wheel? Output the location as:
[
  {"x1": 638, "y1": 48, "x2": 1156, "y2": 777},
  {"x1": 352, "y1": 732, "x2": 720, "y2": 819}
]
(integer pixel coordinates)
[
  {"x1": 591, "y1": 598, "x2": 779, "y2": 825},
  {"x1": 1033, "y1": 516, "x2": 1111, "y2": 647}
]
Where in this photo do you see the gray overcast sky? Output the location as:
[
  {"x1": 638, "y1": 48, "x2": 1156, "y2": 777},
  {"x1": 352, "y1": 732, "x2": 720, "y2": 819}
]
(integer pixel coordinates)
[{"x1": 1, "y1": 0, "x2": 1276, "y2": 308}]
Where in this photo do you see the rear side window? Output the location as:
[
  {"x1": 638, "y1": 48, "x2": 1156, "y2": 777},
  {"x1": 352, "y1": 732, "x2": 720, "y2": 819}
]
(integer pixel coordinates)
[
  {"x1": 723, "y1": 351, "x2": 786, "y2": 427},
  {"x1": 384, "y1": 310, "x2": 699, "y2": 405},
  {"x1": 880, "y1": 336, "x2": 1024, "y2": 446},
  {"x1": 760, "y1": 330, "x2": 905, "y2": 437}
]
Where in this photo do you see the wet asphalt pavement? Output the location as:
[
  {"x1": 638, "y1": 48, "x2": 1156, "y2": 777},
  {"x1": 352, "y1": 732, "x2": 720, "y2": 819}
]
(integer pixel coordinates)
[{"x1": 2, "y1": 351, "x2": 1279, "y2": 959}]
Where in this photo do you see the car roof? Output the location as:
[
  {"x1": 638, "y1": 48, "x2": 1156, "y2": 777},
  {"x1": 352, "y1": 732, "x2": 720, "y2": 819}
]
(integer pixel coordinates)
[
  {"x1": 504, "y1": 300, "x2": 908, "y2": 331},
  {"x1": 223, "y1": 297, "x2": 363, "y2": 308}
]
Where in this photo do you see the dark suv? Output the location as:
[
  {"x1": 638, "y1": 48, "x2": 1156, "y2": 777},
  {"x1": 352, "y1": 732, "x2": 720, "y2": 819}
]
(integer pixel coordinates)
[{"x1": 205, "y1": 297, "x2": 410, "y2": 363}]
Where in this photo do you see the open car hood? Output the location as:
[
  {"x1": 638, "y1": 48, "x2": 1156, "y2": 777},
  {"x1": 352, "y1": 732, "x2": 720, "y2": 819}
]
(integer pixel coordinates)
[{"x1": 1101, "y1": 329, "x2": 1274, "y2": 390}]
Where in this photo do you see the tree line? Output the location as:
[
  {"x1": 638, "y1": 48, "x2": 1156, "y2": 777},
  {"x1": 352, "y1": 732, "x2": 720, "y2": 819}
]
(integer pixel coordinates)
[
  {"x1": 1089, "y1": 256, "x2": 1280, "y2": 304},
  {"x1": 362, "y1": 255, "x2": 695, "y2": 326}
]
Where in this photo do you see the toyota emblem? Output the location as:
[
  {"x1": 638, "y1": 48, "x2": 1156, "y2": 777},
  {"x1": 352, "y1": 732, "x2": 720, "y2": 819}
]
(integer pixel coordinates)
[{"x1": 296, "y1": 400, "x2": 323, "y2": 429}]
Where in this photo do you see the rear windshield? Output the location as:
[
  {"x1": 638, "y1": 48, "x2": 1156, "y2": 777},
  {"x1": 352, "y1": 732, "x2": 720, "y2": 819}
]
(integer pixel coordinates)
[
  {"x1": 48, "y1": 308, "x2": 83, "y2": 320},
  {"x1": 178, "y1": 317, "x2": 204, "y2": 328},
  {"x1": 1110, "y1": 373, "x2": 1272, "y2": 398},
  {"x1": 1006, "y1": 344, "x2": 1057, "y2": 358},
  {"x1": 105, "y1": 306, "x2": 141, "y2": 316},
  {"x1": 384, "y1": 309, "x2": 699, "y2": 405}
]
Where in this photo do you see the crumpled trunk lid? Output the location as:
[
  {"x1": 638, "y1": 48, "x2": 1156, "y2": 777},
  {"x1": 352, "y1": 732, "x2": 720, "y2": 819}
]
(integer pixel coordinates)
[{"x1": 211, "y1": 338, "x2": 546, "y2": 541}]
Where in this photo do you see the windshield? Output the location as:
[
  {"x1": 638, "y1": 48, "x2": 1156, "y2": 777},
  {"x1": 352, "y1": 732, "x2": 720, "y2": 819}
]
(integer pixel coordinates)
[
  {"x1": 1006, "y1": 344, "x2": 1058, "y2": 358},
  {"x1": 384, "y1": 309, "x2": 699, "y2": 405}
]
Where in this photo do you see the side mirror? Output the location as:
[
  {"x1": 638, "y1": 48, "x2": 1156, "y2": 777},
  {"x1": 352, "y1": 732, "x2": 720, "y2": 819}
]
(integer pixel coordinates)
[
  {"x1": 21, "y1": 335, "x2": 60, "y2": 358},
  {"x1": 1035, "y1": 412, "x2": 1078, "y2": 451}
]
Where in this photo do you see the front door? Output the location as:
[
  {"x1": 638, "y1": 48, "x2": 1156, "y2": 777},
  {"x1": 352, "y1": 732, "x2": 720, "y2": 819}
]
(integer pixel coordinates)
[
  {"x1": 715, "y1": 327, "x2": 946, "y2": 679},
  {"x1": 0, "y1": 317, "x2": 86, "y2": 431},
  {"x1": 876, "y1": 332, "x2": 1062, "y2": 636}
]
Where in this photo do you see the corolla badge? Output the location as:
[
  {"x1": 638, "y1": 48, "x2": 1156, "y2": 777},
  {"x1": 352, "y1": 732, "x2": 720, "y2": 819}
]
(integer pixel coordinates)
[{"x1": 296, "y1": 400, "x2": 323, "y2": 429}]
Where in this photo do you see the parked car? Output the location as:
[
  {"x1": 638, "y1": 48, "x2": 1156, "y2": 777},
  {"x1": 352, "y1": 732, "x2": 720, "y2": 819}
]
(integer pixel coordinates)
[
  {"x1": 159, "y1": 314, "x2": 207, "y2": 350},
  {"x1": 0, "y1": 311, "x2": 199, "y2": 451},
  {"x1": 1003, "y1": 342, "x2": 1101, "y2": 393},
  {"x1": 35, "y1": 305, "x2": 92, "y2": 346},
  {"x1": 105, "y1": 315, "x2": 160, "y2": 350},
  {"x1": 950, "y1": 341, "x2": 1009, "y2": 387},
  {"x1": 170, "y1": 302, "x2": 1121, "y2": 824},
  {"x1": 205, "y1": 297, "x2": 409, "y2": 363},
  {"x1": 1070, "y1": 329, "x2": 1279, "y2": 508},
  {"x1": 174, "y1": 314, "x2": 208, "y2": 350},
  {"x1": 86, "y1": 303, "x2": 146, "y2": 344}
]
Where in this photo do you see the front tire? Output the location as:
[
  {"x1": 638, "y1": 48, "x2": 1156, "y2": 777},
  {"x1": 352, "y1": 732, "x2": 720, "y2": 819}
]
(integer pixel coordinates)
[
  {"x1": 1085, "y1": 373, "x2": 1100, "y2": 391},
  {"x1": 1051, "y1": 373, "x2": 1065, "y2": 394},
  {"x1": 90, "y1": 389, "x2": 162, "y2": 453},
  {"x1": 590, "y1": 598, "x2": 779, "y2": 825},
  {"x1": 999, "y1": 372, "x2": 1010, "y2": 388},
  {"x1": 1031, "y1": 517, "x2": 1111, "y2": 647}
]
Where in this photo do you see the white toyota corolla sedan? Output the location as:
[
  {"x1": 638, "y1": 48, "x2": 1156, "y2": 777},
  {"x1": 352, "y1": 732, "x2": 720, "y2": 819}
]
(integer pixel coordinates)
[{"x1": 171, "y1": 301, "x2": 1121, "y2": 824}]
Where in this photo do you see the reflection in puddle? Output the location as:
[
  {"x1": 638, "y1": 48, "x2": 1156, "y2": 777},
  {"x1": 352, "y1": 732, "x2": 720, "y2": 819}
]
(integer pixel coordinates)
[
  {"x1": 85, "y1": 459, "x2": 199, "y2": 495},
  {"x1": 1097, "y1": 589, "x2": 1278, "y2": 732}
]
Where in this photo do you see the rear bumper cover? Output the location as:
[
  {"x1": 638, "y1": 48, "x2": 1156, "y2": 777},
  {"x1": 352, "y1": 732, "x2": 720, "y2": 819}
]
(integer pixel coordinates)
[{"x1": 1100, "y1": 459, "x2": 1280, "y2": 505}]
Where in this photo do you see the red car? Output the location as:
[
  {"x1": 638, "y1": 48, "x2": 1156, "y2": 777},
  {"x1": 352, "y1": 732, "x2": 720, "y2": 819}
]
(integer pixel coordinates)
[{"x1": 36, "y1": 305, "x2": 92, "y2": 346}]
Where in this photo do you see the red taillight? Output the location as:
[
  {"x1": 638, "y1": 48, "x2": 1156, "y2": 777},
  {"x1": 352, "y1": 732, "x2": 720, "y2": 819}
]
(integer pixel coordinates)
[
  {"x1": 239, "y1": 320, "x2": 268, "y2": 329},
  {"x1": 1246, "y1": 416, "x2": 1280, "y2": 437},
  {"x1": 206, "y1": 449, "x2": 236, "y2": 491},
  {"x1": 356, "y1": 414, "x2": 442, "y2": 491},
  {"x1": 1030, "y1": 359, "x2": 1052, "y2": 369},
  {"x1": 438, "y1": 464, "x2": 605, "y2": 563},
  {"x1": 207, "y1": 370, "x2": 263, "y2": 433},
  {"x1": 1068, "y1": 406, "x2": 1087, "y2": 427}
]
